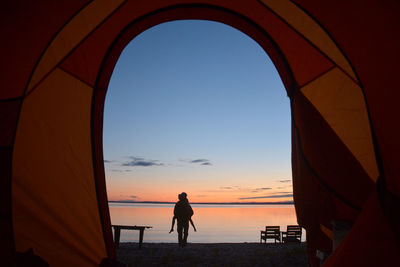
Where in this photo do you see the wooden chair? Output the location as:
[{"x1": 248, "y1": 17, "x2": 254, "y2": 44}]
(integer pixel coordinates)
[
  {"x1": 260, "y1": 226, "x2": 281, "y2": 243},
  {"x1": 281, "y1": 225, "x2": 302, "y2": 243}
]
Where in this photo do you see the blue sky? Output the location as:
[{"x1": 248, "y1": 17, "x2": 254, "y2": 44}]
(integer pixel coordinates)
[{"x1": 103, "y1": 20, "x2": 292, "y2": 202}]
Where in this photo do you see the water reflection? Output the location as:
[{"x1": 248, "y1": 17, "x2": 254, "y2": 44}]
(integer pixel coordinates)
[{"x1": 109, "y1": 203, "x2": 301, "y2": 243}]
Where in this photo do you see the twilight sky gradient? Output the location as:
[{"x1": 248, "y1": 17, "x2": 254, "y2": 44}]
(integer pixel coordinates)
[{"x1": 103, "y1": 20, "x2": 292, "y2": 203}]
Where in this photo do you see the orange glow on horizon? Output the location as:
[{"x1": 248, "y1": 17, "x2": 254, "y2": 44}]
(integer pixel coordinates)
[
  {"x1": 105, "y1": 172, "x2": 294, "y2": 203},
  {"x1": 106, "y1": 187, "x2": 293, "y2": 203}
]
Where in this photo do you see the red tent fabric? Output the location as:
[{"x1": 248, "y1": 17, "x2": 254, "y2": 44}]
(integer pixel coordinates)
[{"x1": 1, "y1": 1, "x2": 399, "y2": 266}]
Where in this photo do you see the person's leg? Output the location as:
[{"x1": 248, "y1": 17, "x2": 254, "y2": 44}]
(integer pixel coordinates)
[
  {"x1": 177, "y1": 220, "x2": 183, "y2": 247},
  {"x1": 182, "y1": 220, "x2": 189, "y2": 246}
]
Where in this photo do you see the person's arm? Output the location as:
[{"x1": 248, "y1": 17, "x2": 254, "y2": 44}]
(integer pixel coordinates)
[
  {"x1": 169, "y1": 216, "x2": 176, "y2": 233},
  {"x1": 189, "y1": 218, "x2": 196, "y2": 232},
  {"x1": 189, "y1": 205, "x2": 194, "y2": 217}
]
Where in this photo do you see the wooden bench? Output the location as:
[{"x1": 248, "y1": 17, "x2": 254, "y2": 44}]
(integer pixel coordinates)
[
  {"x1": 281, "y1": 225, "x2": 302, "y2": 243},
  {"x1": 112, "y1": 225, "x2": 152, "y2": 249},
  {"x1": 260, "y1": 226, "x2": 281, "y2": 243}
]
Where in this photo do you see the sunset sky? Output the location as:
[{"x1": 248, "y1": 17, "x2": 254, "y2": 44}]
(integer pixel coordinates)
[{"x1": 103, "y1": 20, "x2": 292, "y2": 203}]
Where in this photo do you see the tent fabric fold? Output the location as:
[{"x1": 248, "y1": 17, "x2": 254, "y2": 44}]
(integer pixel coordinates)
[{"x1": 1, "y1": 1, "x2": 399, "y2": 266}]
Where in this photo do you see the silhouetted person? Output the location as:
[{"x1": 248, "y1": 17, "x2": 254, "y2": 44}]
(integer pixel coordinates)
[{"x1": 169, "y1": 192, "x2": 194, "y2": 247}]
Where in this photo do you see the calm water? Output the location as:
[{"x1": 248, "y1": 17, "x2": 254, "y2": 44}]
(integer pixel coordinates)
[{"x1": 109, "y1": 203, "x2": 304, "y2": 243}]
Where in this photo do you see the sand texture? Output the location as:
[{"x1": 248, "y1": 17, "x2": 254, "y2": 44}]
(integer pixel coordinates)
[{"x1": 116, "y1": 242, "x2": 308, "y2": 266}]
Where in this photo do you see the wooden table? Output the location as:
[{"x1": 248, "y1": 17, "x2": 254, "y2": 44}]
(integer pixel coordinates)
[{"x1": 111, "y1": 225, "x2": 152, "y2": 249}]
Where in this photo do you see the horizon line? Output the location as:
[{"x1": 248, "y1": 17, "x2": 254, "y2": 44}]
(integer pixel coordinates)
[{"x1": 108, "y1": 200, "x2": 294, "y2": 205}]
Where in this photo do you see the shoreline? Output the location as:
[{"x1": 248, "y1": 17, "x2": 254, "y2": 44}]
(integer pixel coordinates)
[{"x1": 116, "y1": 242, "x2": 308, "y2": 266}]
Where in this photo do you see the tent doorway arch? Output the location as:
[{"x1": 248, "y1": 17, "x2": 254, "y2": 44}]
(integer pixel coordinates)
[{"x1": 94, "y1": 4, "x2": 296, "y2": 258}]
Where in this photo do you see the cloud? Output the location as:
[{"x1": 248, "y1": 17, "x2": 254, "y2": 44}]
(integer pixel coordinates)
[
  {"x1": 255, "y1": 187, "x2": 272, "y2": 191},
  {"x1": 205, "y1": 186, "x2": 241, "y2": 193},
  {"x1": 189, "y1": 159, "x2": 212, "y2": 166},
  {"x1": 130, "y1": 196, "x2": 137, "y2": 199},
  {"x1": 122, "y1": 156, "x2": 163, "y2": 167},
  {"x1": 191, "y1": 159, "x2": 208, "y2": 163},
  {"x1": 247, "y1": 187, "x2": 272, "y2": 193},
  {"x1": 109, "y1": 169, "x2": 132, "y2": 172},
  {"x1": 238, "y1": 194, "x2": 293, "y2": 200},
  {"x1": 220, "y1": 186, "x2": 233, "y2": 190},
  {"x1": 214, "y1": 186, "x2": 272, "y2": 193},
  {"x1": 208, "y1": 186, "x2": 276, "y2": 193},
  {"x1": 272, "y1": 191, "x2": 292, "y2": 194},
  {"x1": 196, "y1": 195, "x2": 207, "y2": 198},
  {"x1": 279, "y1": 179, "x2": 292, "y2": 183},
  {"x1": 104, "y1": 160, "x2": 112, "y2": 163}
]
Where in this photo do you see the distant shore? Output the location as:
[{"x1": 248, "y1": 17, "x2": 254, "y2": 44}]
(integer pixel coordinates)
[
  {"x1": 116, "y1": 242, "x2": 307, "y2": 266},
  {"x1": 109, "y1": 201, "x2": 294, "y2": 205}
]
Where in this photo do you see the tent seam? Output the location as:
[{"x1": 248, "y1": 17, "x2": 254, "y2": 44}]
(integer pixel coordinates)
[
  {"x1": 290, "y1": 98, "x2": 362, "y2": 211},
  {"x1": 22, "y1": 0, "x2": 94, "y2": 99},
  {"x1": 8, "y1": 1, "x2": 95, "y2": 257},
  {"x1": 298, "y1": 65, "x2": 336, "y2": 89},
  {"x1": 257, "y1": 0, "x2": 359, "y2": 86},
  {"x1": 25, "y1": 1, "x2": 128, "y2": 100},
  {"x1": 58, "y1": 66, "x2": 94, "y2": 88},
  {"x1": 11, "y1": 0, "x2": 127, "y2": 260},
  {"x1": 288, "y1": 0, "x2": 384, "y2": 181},
  {"x1": 0, "y1": 97, "x2": 23, "y2": 103}
]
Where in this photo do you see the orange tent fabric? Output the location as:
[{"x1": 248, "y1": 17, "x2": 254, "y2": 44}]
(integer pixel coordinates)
[{"x1": 1, "y1": 1, "x2": 399, "y2": 266}]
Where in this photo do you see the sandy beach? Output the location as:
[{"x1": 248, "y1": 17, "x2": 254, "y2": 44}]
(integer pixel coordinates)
[{"x1": 116, "y1": 242, "x2": 308, "y2": 266}]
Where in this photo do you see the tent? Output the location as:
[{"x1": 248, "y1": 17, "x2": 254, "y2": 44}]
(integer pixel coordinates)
[{"x1": 1, "y1": 0, "x2": 399, "y2": 266}]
